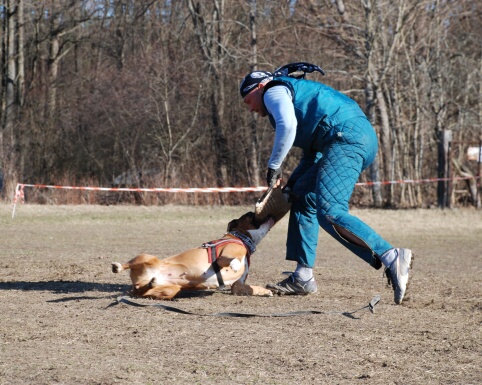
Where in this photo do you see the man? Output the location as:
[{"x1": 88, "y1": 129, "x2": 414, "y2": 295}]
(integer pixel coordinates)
[{"x1": 240, "y1": 63, "x2": 413, "y2": 304}]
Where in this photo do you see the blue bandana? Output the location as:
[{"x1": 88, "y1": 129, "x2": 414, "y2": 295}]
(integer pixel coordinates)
[{"x1": 239, "y1": 71, "x2": 272, "y2": 98}]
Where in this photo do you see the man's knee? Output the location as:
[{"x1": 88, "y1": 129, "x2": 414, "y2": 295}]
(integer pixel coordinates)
[
  {"x1": 291, "y1": 191, "x2": 317, "y2": 213},
  {"x1": 317, "y1": 211, "x2": 333, "y2": 230},
  {"x1": 317, "y1": 204, "x2": 345, "y2": 230}
]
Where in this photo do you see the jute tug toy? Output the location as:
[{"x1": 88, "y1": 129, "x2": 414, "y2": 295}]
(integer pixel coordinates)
[{"x1": 254, "y1": 185, "x2": 292, "y2": 223}]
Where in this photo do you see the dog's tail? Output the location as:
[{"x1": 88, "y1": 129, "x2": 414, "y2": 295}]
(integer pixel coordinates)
[{"x1": 111, "y1": 262, "x2": 129, "y2": 273}]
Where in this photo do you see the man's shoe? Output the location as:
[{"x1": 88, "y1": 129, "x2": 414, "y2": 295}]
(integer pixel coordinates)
[
  {"x1": 385, "y1": 248, "x2": 413, "y2": 304},
  {"x1": 267, "y1": 273, "x2": 317, "y2": 295}
]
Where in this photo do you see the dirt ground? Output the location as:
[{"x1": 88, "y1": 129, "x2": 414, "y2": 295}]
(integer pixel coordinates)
[{"x1": 0, "y1": 203, "x2": 480, "y2": 385}]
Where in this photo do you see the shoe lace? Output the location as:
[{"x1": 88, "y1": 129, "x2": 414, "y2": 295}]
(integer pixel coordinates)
[
  {"x1": 284, "y1": 274, "x2": 297, "y2": 285},
  {"x1": 276, "y1": 274, "x2": 299, "y2": 292}
]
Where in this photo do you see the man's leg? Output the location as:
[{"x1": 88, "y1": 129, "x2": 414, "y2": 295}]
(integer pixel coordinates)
[
  {"x1": 267, "y1": 156, "x2": 321, "y2": 295},
  {"x1": 315, "y1": 118, "x2": 392, "y2": 264}
]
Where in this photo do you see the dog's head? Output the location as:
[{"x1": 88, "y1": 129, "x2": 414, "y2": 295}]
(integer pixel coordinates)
[
  {"x1": 227, "y1": 211, "x2": 258, "y2": 233},
  {"x1": 227, "y1": 211, "x2": 275, "y2": 247}
]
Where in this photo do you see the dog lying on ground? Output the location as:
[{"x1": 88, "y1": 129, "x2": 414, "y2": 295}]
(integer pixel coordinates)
[{"x1": 111, "y1": 212, "x2": 275, "y2": 300}]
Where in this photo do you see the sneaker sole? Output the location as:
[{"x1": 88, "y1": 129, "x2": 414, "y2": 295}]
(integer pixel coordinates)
[
  {"x1": 266, "y1": 285, "x2": 317, "y2": 296},
  {"x1": 404, "y1": 251, "x2": 414, "y2": 301},
  {"x1": 271, "y1": 290, "x2": 315, "y2": 296}
]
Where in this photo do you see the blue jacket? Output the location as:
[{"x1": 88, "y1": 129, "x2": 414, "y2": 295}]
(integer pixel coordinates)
[{"x1": 263, "y1": 76, "x2": 367, "y2": 154}]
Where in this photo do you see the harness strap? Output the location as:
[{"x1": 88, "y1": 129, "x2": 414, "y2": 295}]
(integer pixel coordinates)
[
  {"x1": 211, "y1": 258, "x2": 224, "y2": 288},
  {"x1": 203, "y1": 238, "x2": 245, "y2": 263},
  {"x1": 201, "y1": 238, "x2": 247, "y2": 288}
]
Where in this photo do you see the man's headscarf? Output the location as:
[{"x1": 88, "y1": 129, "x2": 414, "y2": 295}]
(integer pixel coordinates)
[{"x1": 239, "y1": 71, "x2": 272, "y2": 98}]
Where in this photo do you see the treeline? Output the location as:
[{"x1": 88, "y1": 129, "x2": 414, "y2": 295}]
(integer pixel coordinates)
[{"x1": 1, "y1": 0, "x2": 480, "y2": 207}]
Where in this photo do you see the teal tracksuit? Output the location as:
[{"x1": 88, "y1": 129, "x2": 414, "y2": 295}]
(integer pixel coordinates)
[{"x1": 264, "y1": 76, "x2": 392, "y2": 269}]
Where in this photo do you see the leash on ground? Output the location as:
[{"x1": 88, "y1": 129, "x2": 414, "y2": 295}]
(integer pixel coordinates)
[{"x1": 110, "y1": 294, "x2": 381, "y2": 318}]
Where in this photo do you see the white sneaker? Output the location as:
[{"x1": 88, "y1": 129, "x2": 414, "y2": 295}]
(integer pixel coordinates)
[{"x1": 385, "y1": 248, "x2": 413, "y2": 304}]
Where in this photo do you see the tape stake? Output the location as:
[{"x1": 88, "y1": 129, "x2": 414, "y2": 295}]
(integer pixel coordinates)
[{"x1": 11, "y1": 183, "x2": 23, "y2": 219}]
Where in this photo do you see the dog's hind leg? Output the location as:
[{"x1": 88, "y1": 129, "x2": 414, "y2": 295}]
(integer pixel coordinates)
[
  {"x1": 144, "y1": 285, "x2": 183, "y2": 300},
  {"x1": 112, "y1": 254, "x2": 159, "y2": 274}
]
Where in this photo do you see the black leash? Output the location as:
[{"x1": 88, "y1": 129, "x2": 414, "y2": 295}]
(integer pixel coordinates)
[{"x1": 111, "y1": 294, "x2": 381, "y2": 318}]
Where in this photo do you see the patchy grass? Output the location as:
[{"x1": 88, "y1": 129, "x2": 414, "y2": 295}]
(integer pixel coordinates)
[{"x1": 1, "y1": 204, "x2": 481, "y2": 384}]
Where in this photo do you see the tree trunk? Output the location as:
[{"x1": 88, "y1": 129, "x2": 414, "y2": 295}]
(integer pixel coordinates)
[
  {"x1": 187, "y1": 0, "x2": 229, "y2": 188},
  {"x1": 47, "y1": 3, "x2": 60, "y2": 117},
  {"x1": 0, "y1": 0, "x2": 19, "y2": 201},
  {"x1": 247, "y1": 1, "x2": 260, "y2": 186},
  {"x1": 365, "y1": 81, "x2": 383, "y2": 207},
  {"x1": 17, "y1": 0, "x2": 24, "y2": 107},
  {"x1": 376, "y1": 86, "x2": 392, "y2": 205}
]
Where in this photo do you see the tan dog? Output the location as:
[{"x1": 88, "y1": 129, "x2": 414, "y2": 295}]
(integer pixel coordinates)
[{"x1": 111, "y1": 212, "x2": 275, "y2": 300}]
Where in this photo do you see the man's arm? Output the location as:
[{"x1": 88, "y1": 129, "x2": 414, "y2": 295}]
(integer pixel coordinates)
[{"x1": 263, "y1": 85, "x2": 297, "y2": 170}]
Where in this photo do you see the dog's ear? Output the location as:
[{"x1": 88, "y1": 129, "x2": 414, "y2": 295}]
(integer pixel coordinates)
[
  {"x1": 228, "y1": 212, "x2": 257, "y2": 232},
  {"x1": 227, "y1": 218, "x2": 238, "y2": 232}
]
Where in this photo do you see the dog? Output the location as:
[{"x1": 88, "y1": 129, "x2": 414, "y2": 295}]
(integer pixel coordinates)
[{"x1": 111, "y1": 212, "x2": 275, "y2": 300}]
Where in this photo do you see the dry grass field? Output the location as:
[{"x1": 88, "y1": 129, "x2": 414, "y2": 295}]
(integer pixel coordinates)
[{"x1": 1, "y1": 203, "x2": 481, "y2": 384}]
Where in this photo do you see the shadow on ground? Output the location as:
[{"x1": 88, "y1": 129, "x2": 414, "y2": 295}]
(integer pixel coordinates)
[{"x1": 0, "y1": 280, "x2": 130, "y2": 294}]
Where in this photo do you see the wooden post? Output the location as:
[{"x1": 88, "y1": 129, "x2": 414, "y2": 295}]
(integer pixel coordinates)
[
  {"x1": 437, "y1": 130, "x2": 452, "y2": 208},
  {"x1": 447, "y1": 138, "x2": 453, "y2": 208},
  {"x1": 478, "y1": 138, "x2": 482, "y2": 209}
]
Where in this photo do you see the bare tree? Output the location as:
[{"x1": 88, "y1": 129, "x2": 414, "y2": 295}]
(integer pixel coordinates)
[
  {"x1": 246, "y1": 0, "x2": 261, "y2": 187},
  {"x1": 187, "y1": 0, "x2": 230, "y2": 187},
  {"x1": 0, "y1": 0, "x2": 23, "y2": 199},
  {"x1": 0, "y1": 0, "x2": 479, "y2": 207}
]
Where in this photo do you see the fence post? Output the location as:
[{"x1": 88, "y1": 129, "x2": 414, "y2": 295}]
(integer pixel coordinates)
[
  {"x1": 437, "y1": 130, "x2": 452, "y2": 208},
  {"x1": 478, "y1": 137, "x2": 482, "y2": 209}
]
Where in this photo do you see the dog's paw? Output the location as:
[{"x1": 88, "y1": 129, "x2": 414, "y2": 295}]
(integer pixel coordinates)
[
  {"x1": 112, "y1": 262, "x2": 123, "y2": 273},
  {"x1": 229, "y1": 258, "x2": 242, "y2": 272},
  {"x1": 149, "y1": 277, "x2": 158, "y2": 288}
]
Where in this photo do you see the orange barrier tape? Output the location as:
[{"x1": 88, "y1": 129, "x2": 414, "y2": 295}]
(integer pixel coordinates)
[
  {"x1": 15, "y1": 184, "x2": 267, "y2": 195},
  {"x1": 11, "y1": 175, "x2": 480, "y2": 218}
]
